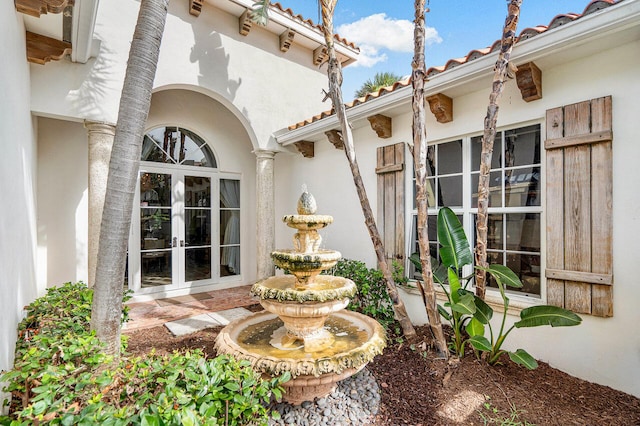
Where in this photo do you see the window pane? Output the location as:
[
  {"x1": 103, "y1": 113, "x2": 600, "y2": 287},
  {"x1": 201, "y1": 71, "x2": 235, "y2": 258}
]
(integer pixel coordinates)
[
  {"x1": 185, "y1": 176, "x2": 210, "y2": 207},
  {"x1": 141, "y1": 208, "x2": 171, "y2": 249},
  {"x1": 487, "y1": 214, "x2": 503, "y2": 250},
  {"x1": 186, "y1": 209, "x2": 211, "y2": 246},
  {"x1": 141, "y1": 173, "x2": 171, "y2": 206},
  {"x1": 506, "y1": 213, "x2": 540, "y2": 252},
  {"x1": 504, "y1": 125, "x2": 540, "y2": 167},
  {"x1": 220, "y1": 211, "x2": 240, "y2": 245},
  {"x1": 141, "y1": 251, "x2": 171, "y2": 288},
  {"x1": 220, "y1": 179, "x2": 240, "y2": 208},
  {"x1": 471, "y1": 171, "x2": 502, "y2": 208},
  {"x1": 485, "y1": 251, "x2": 503, "y2": 289},
  {"x1": 507, "y1": 253, "x2": 540, "y2": 296},
  {"x1": 221, "y1": 247, "x2": 240, "y2": 276},
  {"x1": 186, "y1": 248, "x2": 211, "y2": 281},
  {"x1": 471, "y1": 133, "x2": 501, "y2": 171},
  {"x1": 438, "y1": 175, "x2": 462, "y2": 207},
  {"x1": 437, "y1": 140, "x2": 462, "y2": 175},
  {"x1": 505, "y1": 167, "x2": 541, "y2": 207},
  {"x1": 142, "y1": 127, "x2": 217, "y2": 168},
  {"x1": 426, "y1": 145, "x2": 436, "y2": 177}
]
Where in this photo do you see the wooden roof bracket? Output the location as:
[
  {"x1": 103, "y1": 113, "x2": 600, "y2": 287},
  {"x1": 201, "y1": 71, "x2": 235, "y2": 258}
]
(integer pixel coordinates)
[
  {"x1": 293, "y1": 141, "x2": 314, "y2": 158},
  {"x1": 15, "y1": 0, "x2": 72, "y2": 18},
  {"x1": 516, "y1": 62, "x2": 542, "y2": 102},
  {"x1": 189, "y1": 0, "x2": 204, "y2": 17},
  {"x1": 27, "y1": 31, "x2": 72, "y2": 64},
  {"x1": 325, "y1": 129, "x2": 344, "y2": 150},
  {"x1": 367, "y1": 114, "x2": 392, "y2": 139},
  {"x1": 313, "y1": 46, "x2": 328, "y2": 66},
  {"x1": 425, "y1": 93, "x2": 453, "y2": 123},
  {"x1": 279, "y1": 29, "x2": 295, "y2": 52},
  {"x1": 239, "y1": 9, "x2": 252, "y2": 36}
]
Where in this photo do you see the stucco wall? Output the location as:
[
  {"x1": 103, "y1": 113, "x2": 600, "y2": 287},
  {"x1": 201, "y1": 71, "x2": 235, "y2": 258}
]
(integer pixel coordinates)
[
  {"x1": 0, "y1": 8, "x2": 41, "y2": 410},
  {"x1": 275, "y1": 39, "x2": 640, "y2": 397},
  {"x1": 29, "y1": 0, "x2": 329, "y2": 150},
  {"x1": 37, "y1": 118, "x2": 89, "y2": 287}
]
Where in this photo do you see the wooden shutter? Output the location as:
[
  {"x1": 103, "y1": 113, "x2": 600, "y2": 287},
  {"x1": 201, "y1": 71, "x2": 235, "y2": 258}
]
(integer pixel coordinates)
[
  {"x1": 545, "y1": 96, "x2": 613, "y2": 317},
  {"x1": 376, "y1": 142, "x2": 405, "y2": 264}
]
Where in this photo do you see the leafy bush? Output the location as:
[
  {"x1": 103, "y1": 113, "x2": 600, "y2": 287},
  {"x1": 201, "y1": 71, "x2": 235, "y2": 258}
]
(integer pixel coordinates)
[
  {"x1": 327, "y1": 258, "x2": 397, "y2": 330},
  {"x1": 1, "y1": 282, "x2": 287, "y2": 425}
]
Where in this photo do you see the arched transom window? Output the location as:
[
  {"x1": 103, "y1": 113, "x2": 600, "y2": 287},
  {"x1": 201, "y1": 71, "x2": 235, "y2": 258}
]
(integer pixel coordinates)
[{"x1": 142, "y1": 126, "x2": 217, "y2": 168}]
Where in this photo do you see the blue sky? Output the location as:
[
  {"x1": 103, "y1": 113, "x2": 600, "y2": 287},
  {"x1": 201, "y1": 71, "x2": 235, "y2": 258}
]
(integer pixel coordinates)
[{"x1": 276, "y1": 0, "x2": 597, "y2": 99}]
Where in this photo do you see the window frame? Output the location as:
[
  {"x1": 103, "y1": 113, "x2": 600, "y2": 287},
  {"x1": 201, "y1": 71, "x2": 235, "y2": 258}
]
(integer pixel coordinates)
[{"x1": 407, "y1": 120, "x2": 545, "y2": 304}]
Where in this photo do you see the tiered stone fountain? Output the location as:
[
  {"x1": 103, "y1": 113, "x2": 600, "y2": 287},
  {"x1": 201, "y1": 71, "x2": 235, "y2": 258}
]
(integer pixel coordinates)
[{"x1": 215, "y1": 191, "x2": 386, "y2": 405}]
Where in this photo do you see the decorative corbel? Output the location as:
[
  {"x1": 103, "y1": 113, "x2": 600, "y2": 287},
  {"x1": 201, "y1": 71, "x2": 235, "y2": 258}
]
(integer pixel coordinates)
[
  {"x1": 293, "y1": 141, "x2": 314, "y2": 158},
  {"x1": 189, "y1": 0, "x2": 203, "y2": 17},
  {"x1": 367, "y1": 114, "x2": 392, "y2": 139},
  {"x1": 325, "y1": 130, "x2": 344, "y2": 150},
  {"x1": 15, "y1": 0, "x2": 70, "y2": 18},
  {"x1": 239, "y1": 9, "x2": 252, "y2": 36},
  {"x1": 516, "y1": 62, "x2": 542, "y2": 102},
  {"x1": 425, "y1": 93, "x2": 453, "y2": 123},
  {"x1": 313, "y1": 46, "x2": 327, "y2": 66},
  {"x1": 26, "y1": 31, "x2": 72, "y2": 65},
  {"x1": 279, "y1": 29, "x2": 295, "y2": 52}
]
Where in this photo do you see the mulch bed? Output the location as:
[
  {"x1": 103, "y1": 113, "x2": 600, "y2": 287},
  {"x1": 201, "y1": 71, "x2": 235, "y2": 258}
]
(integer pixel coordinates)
[{"x1": 125, "y1": 308, "x2": 640, "y2": 425}]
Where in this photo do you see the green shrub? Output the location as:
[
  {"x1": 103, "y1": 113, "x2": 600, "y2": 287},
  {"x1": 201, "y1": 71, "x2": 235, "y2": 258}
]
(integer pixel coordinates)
[
  {"x1": 327, "y1": 258, "x2": 397, "y2": 330},
  {"x1": 1, "y1": 282, "x2": 287, "y2": 425}
]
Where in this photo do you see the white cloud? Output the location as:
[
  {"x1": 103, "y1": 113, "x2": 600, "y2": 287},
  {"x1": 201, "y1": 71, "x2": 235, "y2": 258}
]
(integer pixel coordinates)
[{"x1": 337, "y1": 13, "x2": 442, "y2": 68}]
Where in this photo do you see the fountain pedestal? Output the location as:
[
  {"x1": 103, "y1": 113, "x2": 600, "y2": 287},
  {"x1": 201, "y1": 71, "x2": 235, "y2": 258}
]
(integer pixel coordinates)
[{"x1": 215, "y1": 191, "x2": 386, "y2": 404}]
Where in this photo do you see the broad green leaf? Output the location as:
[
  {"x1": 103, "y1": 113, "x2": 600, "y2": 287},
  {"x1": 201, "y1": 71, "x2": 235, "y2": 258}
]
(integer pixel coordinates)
[
  {"x1": 448, "y1": 268, "x2": 461, "y2": 303},
  {"x1": 472, "y1": 295, "x2": 493, "y2": 324},
  {"x1": 437, "y1": 304, "x2": 451, "y2": 320},
  {"x1": 515, "y1": 305, "x2": 582, "y2": 328},
  {"x1": 466, "y1": 317, "x2": 485, "y2": 337},
  {"x1": 508, "y1": 349, "x2": 538, "y2": 370},
  {"x1": 481, "y1": 264, "x2": 523, "y2": 288},
  {"x1": 437, "y1": 207, "x2": 473, "y2": 270},
  {"x1": 223, "y1": 382, "x2": 240, "y2": 391},
  {"x1": 450, "y1": 293, "x2": 476, "y2": 315},
  {"x1": 468, "y1": 335, "x2": 492, "y2": 352}
]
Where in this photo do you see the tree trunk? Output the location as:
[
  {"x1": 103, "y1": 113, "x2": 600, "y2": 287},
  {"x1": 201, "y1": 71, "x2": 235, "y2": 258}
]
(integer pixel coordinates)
[
  {"x1": 319, "y1": 0, "x2": 416, "y2": 339},
  {"x1": 411, "y1": 0, "x2": 449, "y2": 358},
  {"x1": 474, "y1": 0, "x2": 522, "y2": 300},
  {"x1": 90, "y1": 0, "x2": 169, "y2": 355}
]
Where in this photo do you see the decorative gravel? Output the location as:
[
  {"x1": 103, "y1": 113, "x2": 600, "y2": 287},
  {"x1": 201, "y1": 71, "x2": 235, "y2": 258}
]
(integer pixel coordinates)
[{"x1": 268, "y1": 369, "x2": 380, "y2": 426}]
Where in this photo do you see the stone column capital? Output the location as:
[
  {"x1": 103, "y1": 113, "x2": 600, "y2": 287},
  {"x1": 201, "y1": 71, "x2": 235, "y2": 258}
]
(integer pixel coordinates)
[
  {"x1": 254, "y1": 149, "x2": 277, "y2": 160},
  {"x1": 84, "y1": 120, "x2": 116, "y2": 136}
]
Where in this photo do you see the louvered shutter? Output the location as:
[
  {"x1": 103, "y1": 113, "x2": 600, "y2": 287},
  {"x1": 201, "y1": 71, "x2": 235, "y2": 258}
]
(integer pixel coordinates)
[
  {"x1": 545, "y1": 96, "x2": 613, "y2": 317},
  {"x1": 376, "y1": 143, "x2": 405, "y2": 265}
]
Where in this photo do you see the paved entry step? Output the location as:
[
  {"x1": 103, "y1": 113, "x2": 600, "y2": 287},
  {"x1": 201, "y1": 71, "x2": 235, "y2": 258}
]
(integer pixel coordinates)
[{"x1": 164, "y1": 308, "x2": 253, "y2": 336}]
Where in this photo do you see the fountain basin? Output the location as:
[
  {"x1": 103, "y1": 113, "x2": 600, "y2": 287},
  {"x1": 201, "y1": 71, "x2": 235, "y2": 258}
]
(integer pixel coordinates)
[
  {"x1": 271, "y1": 250, "x2": 342, "y2": 286},
  {"x1": 252, "y1": 275, "x2": 356, "y2": 302},
  {"x1": 214, "y1": 310, "x2": 386, "y2": 404},
  {"x1": 283, "y1": 214, "x2": 333, "y2": 230}
]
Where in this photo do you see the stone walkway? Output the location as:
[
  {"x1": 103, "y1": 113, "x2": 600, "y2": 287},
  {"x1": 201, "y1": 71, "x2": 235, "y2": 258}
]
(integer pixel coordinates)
[{"x1": 123, "y1": 285, "x2": 257, "y2": 336}]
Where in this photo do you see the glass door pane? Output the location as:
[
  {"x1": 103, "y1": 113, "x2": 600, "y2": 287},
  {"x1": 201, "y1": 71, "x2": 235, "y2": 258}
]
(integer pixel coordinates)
[
  {"x1": 184, "y1": 175, "x2": 212, "y2": 282},
  {"x1": 140, "y1": 172, "x2": 173, "y2": 288},
  {"x1": 220, "y1": 179, "x2": 240, "y2": 276}
]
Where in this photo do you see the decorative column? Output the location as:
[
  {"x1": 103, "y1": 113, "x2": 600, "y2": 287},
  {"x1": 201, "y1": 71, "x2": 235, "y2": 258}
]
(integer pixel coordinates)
[
  {"x1": 85, "y1": 121, "x2": 115, "y2": 287},
  {"x1": 255, "y1": 149, "x2": 276, "y2": 280}
]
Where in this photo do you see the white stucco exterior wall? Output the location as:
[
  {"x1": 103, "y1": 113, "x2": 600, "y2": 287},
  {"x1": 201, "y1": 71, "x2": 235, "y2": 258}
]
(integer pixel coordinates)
[
  {"x1": 37, "y1": 119, "x2": 89, "y2": 288},
  {"x1": 275, "y1": 39, "x2": 640, "y2": 397},
  {"x1": 29, "y1": 0, "x2": 330, "y2": 150},
  {"x1": 0, "y1": 7, "x2": 41, "y2": 409}
]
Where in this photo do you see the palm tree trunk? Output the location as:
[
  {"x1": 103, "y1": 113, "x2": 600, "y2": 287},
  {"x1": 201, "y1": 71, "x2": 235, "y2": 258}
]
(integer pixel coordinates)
[
  {"x1": 411, "y1": 0, "x2": 449, "y2": 358},
  {"x1": 319, "y1": 0, "x2": 416, "y2": 339},
  {"x1": 475, "y1": 0, "x2": 522, "y2": 300},
  {"x1": 90, "y1": 0, "x2": 169, "y2": 355}
]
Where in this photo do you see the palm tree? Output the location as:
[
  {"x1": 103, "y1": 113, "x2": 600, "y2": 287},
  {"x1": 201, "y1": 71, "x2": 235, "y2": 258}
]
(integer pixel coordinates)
[
  {"x1": 90, "y1": 0, "x2": 169, "y2": 355},
  {"x1": 411, "y1": 0, "x2": 449, "y2": 358},
  {"x1": 355, "y1": 72, "x2": 403, "y2": 98},
  {"x1": 317, "y1": 0, "x2": 416, "y2": 339},
  {"x1": 474, "y1": 0, "x2": 522, "y2": 300}
]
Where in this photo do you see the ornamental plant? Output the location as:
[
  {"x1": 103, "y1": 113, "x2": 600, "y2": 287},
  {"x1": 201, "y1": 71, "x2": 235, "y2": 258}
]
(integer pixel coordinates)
[
  {"x1": 1, "y1": 282, "x2": 287, "y2": 425},
  {"x1": 411, "y1": 207, "x2": 582, "y2": 368}
]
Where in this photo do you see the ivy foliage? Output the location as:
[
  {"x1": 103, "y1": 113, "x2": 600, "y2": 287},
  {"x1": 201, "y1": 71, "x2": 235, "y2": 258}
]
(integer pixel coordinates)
[{"x1": 1, "y1": 282, "x2": 287, "y2": 425}]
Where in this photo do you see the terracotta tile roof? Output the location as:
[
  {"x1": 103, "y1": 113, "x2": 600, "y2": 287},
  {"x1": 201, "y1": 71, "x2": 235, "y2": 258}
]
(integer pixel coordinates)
[
  {"x1": 270, "y1": 2, "x2": 359, "y2": 50},
  {"x1": 287, "y1": 0, "x2": 620, "y2": 131}
]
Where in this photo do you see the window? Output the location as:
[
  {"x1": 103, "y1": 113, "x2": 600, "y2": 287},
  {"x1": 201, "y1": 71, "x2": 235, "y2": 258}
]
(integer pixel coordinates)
[
  {"x1": 409, "y1": 124, "x2": 542, "y2": 297},
  {"x1": 142, "y1": 127, "x2": 217, "y2": 168}
]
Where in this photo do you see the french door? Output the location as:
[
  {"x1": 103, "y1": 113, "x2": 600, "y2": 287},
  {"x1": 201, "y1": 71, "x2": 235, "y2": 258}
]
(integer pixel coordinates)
[{"x1": 129, "y1": 166, "x2": 219, "y2": 293}]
